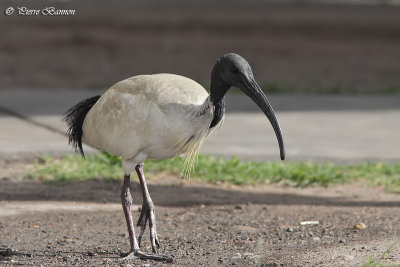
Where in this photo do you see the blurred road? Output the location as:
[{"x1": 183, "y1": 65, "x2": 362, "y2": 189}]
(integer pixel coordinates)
[{"x1": 0, "y1": 89, "x2": 399, "y2": 162}]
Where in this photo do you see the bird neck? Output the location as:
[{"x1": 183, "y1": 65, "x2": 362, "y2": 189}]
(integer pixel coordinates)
[
  {"x1": 209, "y1": 78, "x2": 230, "y2": 129},
  {"x1": 209, "y1": 97, "x2": 225, "y2": 128}
]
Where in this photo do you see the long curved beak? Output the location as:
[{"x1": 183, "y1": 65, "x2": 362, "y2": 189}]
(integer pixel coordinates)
[{"x1": 239, "y1": 79, "x2": 285, "y2": 160}]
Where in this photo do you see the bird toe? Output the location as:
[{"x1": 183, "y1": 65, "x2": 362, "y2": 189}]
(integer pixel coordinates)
[{"x1": 120, "y1": 250, "x2": 173, "y2": 263}]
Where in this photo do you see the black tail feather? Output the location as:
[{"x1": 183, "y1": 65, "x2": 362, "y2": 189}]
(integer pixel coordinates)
[{"x1": 64, "y1": 95, "x2": 101, "y2": 157}]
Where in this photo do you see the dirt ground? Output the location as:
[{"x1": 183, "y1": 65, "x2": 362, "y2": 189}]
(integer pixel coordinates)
[
  {"x1": 0, "y1": 161, "x2": 399, "y2": 266},
  {"x1": 1, "y1": 2, "x2": 400, "y2": 266}
]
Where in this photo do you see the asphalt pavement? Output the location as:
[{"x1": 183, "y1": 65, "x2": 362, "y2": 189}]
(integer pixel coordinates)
[{"x1": 1, "y1": 89, "x2": 399, "y2": 162}]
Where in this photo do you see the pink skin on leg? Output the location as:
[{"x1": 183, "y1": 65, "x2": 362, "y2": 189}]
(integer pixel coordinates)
[{"x1": 120, "y1": 171, "x2": 172, "y2": 262}]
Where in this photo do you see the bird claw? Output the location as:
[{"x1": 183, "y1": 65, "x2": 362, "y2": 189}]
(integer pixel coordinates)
[
  {"x1": 137, "y1": 201, "x2": 160, "y2": 252},
  {"x1": 120, "y1": 250, "x2": 173, "y2": 263}
]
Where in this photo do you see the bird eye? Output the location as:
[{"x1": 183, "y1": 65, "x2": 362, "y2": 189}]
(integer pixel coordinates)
[{"x1": 231, "y1": 67, "x2": 239, "y2": 74}]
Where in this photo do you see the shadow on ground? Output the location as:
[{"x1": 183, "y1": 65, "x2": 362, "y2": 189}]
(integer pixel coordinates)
[{"x1": 1, "y1": 179, "x2": 399, "y2": 207}]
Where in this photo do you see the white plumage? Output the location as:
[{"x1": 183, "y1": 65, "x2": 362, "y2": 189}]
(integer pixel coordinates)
[
  {"x1": 82, "y1": 74, "x2": 215, "y2": 174},
  {"x1": 65, "y1": 53, "x2": 285, "y2": 262}
]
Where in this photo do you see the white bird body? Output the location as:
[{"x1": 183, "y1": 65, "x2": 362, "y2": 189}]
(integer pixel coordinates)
[
  {"x1": 82, "y1": 74, "x2": 215, "y2": 172},
  {"x1": 65, "y1": 54, "x2": 285, "y2": 261}
]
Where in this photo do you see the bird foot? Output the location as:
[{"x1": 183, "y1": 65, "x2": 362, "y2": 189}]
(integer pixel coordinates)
[
  {"x1": 137, "y1": 201, "x2": 160, "y2": 252},
  {"x1": 120, "y1": 250, "x2": 173, "y2": 263}
]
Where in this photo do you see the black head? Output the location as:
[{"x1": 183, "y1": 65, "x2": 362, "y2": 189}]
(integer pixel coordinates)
[
  {"x1": 212, "y1": 53, "x2": 254, "y2": 89},
  {"x1": 210, "y1": 53, "x2": 255, "y2": 102},
  {"x1": 210, "y1": 53, "x2": 286, "y2": 160}
]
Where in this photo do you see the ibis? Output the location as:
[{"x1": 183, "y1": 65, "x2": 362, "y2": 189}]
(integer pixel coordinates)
[{"x1": 65, "y1": 53, "x2": 285, "y2": 262}]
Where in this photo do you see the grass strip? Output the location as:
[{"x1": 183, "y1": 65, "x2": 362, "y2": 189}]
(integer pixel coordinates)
[{"x1": 26, "y1": 152, "x2": 400, "y2": 192}]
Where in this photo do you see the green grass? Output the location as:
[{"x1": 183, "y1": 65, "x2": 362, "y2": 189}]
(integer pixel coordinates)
[
  {"x1": 26, "y1": 152, "x2": 400, "y2": 192},
  {"x1": 362, "y1": 240, "x2": 399, "y2": 267},
  {"x1": 362, "y1": 257, "x2": 399, "y2": 267}
]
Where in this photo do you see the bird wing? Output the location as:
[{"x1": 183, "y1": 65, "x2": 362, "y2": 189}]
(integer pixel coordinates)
[
  {"x1": 115, "y1": 74, "x2": 209, "y2": 107},
  {"x1": 82, "y1": 74, "x2": 212, "y2": 161}
]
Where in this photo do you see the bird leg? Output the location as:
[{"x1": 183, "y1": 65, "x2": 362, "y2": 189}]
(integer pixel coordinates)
[
  {"x1": 120, "y1": 174, "x2": 172, "y2": 262},
  {"x1": 135, "y1": 163, "x2": 160, "y2": 253},
  {"x1": 120, "y1": 174, "x2": 140, "y2": 253}
]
